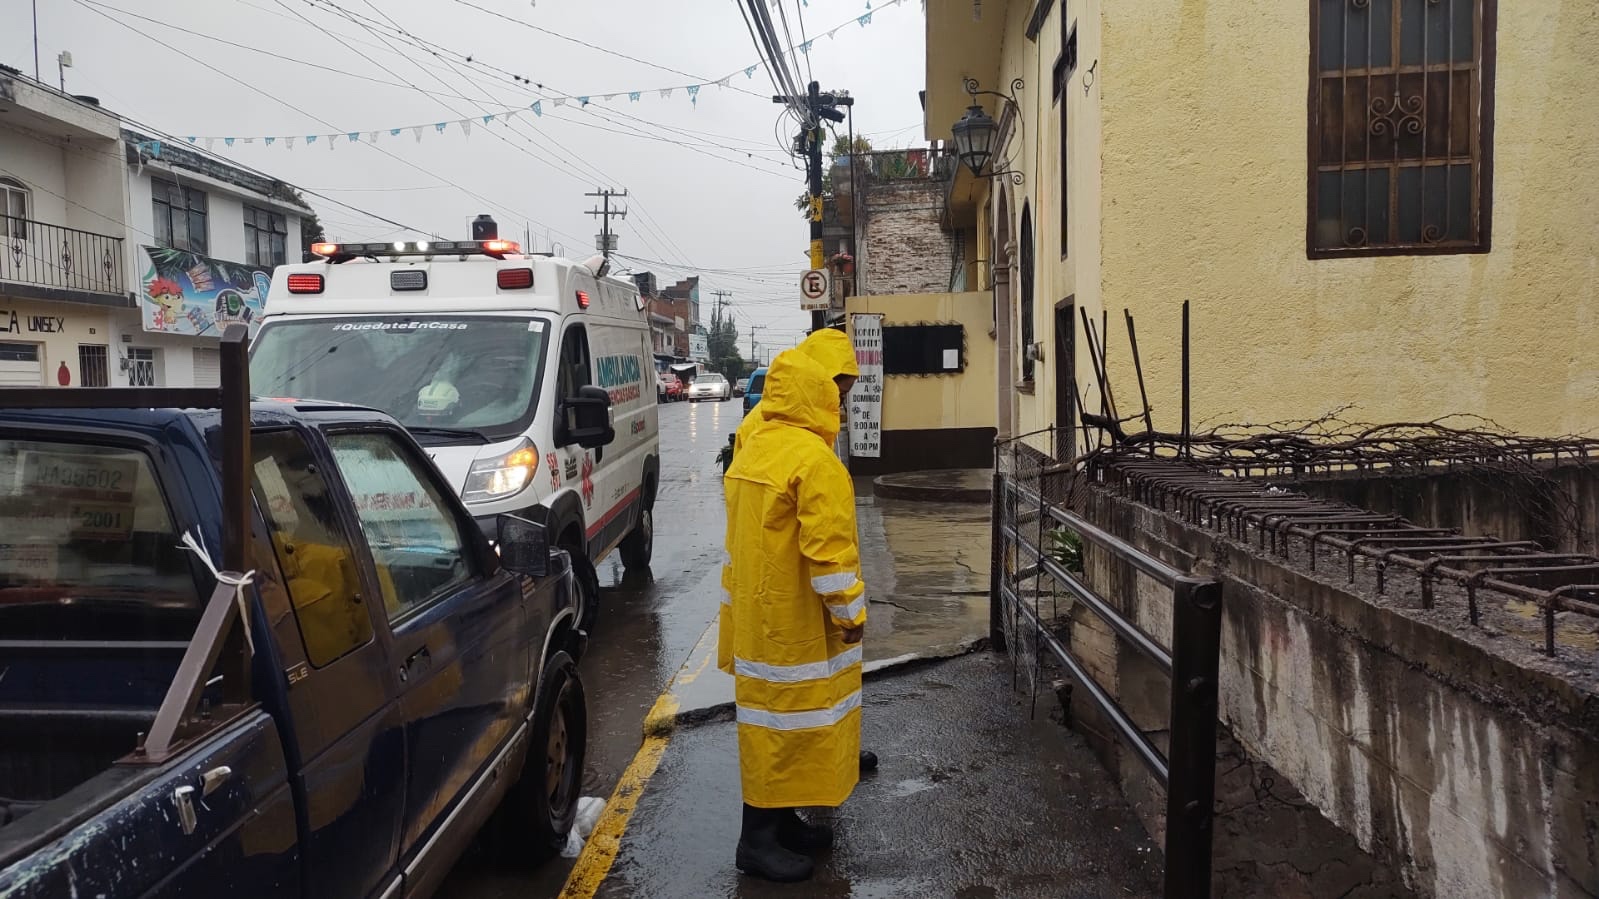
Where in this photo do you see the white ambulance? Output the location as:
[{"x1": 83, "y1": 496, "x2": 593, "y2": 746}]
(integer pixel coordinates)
[{"x1": 251, "y1": 230, "x2": 659, "y2": 635}]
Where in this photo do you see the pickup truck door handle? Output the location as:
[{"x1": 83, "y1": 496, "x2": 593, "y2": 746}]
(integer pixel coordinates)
[
  {"x1": 201, "y1": 765, "x2": 232, "y2": 797},
  {"x1": 402, "y1": 646, "x2": 433, "y2": 678},
  {"x1": 173, "y1": 785, "x2": 198, "y2": 835}
]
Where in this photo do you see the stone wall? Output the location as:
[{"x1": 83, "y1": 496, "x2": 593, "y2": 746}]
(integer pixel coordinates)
[
  {"x1": 1072, "y1": 484, "x2": 1599, "y2": 898},
  {"x1": 859, "y1": 179, "x2": 956, "y2": 296}
]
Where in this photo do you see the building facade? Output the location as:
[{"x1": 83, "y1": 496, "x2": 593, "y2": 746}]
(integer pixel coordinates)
[
  {"x1": 925, "y1": 0, "x2": 1599, "y2": 456},
  {"x1": 0, "y1": 68, "x2": 311, "y2": 388}
]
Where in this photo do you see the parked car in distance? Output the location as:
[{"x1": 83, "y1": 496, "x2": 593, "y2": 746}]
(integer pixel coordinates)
[
  {"x1": 687, "y1": 372, "x2": 732, "y2": 403},
  {"x1": 743, "y1": 366, "x2": 768, "y2": 416},
  {"x1": 734, "y1": 377, "x2": 749, "y2": 398},
  {"x1": 659, "y1": 373, "x2": 684, "y2": 402}
]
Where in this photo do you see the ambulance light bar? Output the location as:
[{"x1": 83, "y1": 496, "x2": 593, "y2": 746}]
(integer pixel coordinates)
[{"x1": 310, "y1": 239, "x2": 522, "y2": 262}]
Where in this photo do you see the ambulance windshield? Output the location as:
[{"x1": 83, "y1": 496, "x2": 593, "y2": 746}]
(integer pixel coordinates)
[{"x1": 251, "y1": 316, "x2": 548, "y2": 441}]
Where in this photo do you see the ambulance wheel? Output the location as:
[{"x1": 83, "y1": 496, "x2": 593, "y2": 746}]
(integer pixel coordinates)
[
  {"x1": 562, "y1": 536, "x2": 600, "y2": 637},
  {"x1": 619, "y1": 508, "x2": 653, "y2": 570}
]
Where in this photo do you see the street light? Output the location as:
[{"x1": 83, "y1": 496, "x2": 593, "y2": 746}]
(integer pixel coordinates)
[{"x1": 951, "y1": 78, "x2": 1025, "y2": 186}]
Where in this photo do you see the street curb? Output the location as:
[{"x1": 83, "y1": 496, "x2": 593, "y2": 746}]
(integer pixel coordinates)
[{"x1": 649, "y1": 631, "x2": 992, "y2": 734}]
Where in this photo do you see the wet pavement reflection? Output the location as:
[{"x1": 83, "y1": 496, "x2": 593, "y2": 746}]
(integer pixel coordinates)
[{"x1": 441, "y1": 397, "x2": 744, "y2": 898}]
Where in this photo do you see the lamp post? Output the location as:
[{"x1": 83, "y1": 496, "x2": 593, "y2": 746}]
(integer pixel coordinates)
[{"x1": 951, "y1": 78, "x2": 1025, "y2": 186}]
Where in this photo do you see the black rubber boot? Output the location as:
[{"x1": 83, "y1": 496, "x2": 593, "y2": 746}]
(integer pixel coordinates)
[
  {"x1": 859, "y1": 750, "x2": 879, "y2": 773},
  {"x1": 736, "y1": 804, "x2": 814, "y2": 882},
  {"x1": 777, "y1": 808, "x2": 835, "y2": 853}
]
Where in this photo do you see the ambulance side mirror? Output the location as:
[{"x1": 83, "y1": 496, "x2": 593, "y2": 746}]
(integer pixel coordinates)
[{"x1": 565, "y1": 385, "x2": 615, "y2": 449}]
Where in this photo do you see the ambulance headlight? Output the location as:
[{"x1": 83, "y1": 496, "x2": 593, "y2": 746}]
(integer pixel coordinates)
[{"x1": 463, "y1": 438, "x2": 539, "y2": 503}]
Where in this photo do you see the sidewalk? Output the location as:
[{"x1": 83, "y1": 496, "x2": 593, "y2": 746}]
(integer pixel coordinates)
[
  {"x1": 570, "y1": 488, "x2": 1166, "y2": 898},
  {"x1": 667, "y1": 483, "x2": 996, "y2": 725},
  {"x1": 595, "y1": 652, "x2": 1164, "y2": 899}
]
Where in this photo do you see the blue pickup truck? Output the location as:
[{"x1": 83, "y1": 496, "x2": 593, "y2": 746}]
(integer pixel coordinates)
[{"x1": 0, "y1": 327, "x2": 588, "y2": 898}]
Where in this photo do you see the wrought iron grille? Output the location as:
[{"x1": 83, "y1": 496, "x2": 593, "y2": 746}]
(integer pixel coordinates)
[
  {"x1": 1309, "y1": 0, "x2": 1493, "y2": 254},
  {"x1": 0, "y1": 215, "x2": 126, "y2": 296}
]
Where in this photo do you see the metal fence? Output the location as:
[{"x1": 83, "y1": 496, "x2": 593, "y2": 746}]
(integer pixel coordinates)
[
  {"x1": 990, "y1": 433, "x2": 1223, "y2": 899},
  {"x1": 1, "y1": 215, "x2": 126, "y2": 297}
]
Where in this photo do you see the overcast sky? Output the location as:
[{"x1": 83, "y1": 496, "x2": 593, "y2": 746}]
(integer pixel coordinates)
[{"x1": 5, "y1": 0, "x2": 926, "y2": 354}]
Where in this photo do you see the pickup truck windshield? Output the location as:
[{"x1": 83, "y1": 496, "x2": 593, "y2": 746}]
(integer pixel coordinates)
[
  {"x1": 251, "y1": 316, "x2": 548, "y2": 440},
  {"x1": 0, "y1": 439, "x2": 194, "y2": 639}
]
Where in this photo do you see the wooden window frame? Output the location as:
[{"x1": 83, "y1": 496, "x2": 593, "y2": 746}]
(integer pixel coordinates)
[{"x1": 1306, "y1": 0, "x2": 1497, "y2": 259}]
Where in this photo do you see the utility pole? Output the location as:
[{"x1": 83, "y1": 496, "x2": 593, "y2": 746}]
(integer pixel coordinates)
[
  {"x1": 749, "y1": 324, "x2": 766, "y2": 366},
  {"x1": 585, "y1": 188, "x2": 628, "y2": 261},
  {"x1": 711, "y1": 290, "x2": 732, "y2": 327},
  {"x1": 773, "y1": 81, "x2": 853, "y2": 332}
]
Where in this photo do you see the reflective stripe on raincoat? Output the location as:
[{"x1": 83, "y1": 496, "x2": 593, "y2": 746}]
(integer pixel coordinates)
[
  {"x1": 720, "y1": 327, "x2": 861, "y2": 675},
  {"x1": 721, "y1": 347, "x2": 866, "y2": 809}
]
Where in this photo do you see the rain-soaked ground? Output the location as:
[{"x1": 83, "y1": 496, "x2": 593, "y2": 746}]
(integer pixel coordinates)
[{"x1": 441, "y1": 399, "x2": 1152, "y2": 896}]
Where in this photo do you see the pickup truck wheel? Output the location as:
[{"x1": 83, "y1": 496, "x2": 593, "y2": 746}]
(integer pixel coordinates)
[
  {"x1": 497, "y1": 651, "x2": 586, "y2": 862},
  {"x1": 618, "y1": 508, "x2": 653, "y2": 570}
]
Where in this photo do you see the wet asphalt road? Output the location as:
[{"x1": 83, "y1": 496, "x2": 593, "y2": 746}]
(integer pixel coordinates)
[{"x1": 441, "y1": 395, "x2": 744, "y2": 897}]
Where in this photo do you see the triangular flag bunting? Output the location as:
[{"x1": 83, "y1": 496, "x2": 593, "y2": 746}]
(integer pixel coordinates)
[
  {"x1": 370, "y1": 131, "x2": 380, "y2": 142},
  {"x1": 328, "y1": 135, "x2": 337, "y2": 150},
  {"x1": 204, "y1": 138, "x2": 215, "y2": 151},
  {"x1": 718, "y1": 76, "x2": 730, "y2": 88},
  {"x1": 532, "y1": 101, "x2": 543, "y2": 116},
  {"x1": 578, "y1": 96, "x2": 590, "y2": 106},
  {"x1": 285, "y1": 136, "x2": 295, "y2": 148},
  {"x1": 265, "y1": 137, "x2": 276, "y2": 146},
  {"x1": 461, "y1": 118, "x2": 472, "y2": 136},
  {"x1": 391, "y1": 128, "x2": 402, "y2": 137},
  {"x1": 746, "y1": 65, "x2": 757, "y2": 78},
  {"x1": 799, "y1": 40, "x2": 812, "y2": 54},
  {"x1": 435, "y1": 122, "x2": 448, "y2": 133},
  {"x1": 660, "y1": 88, "x2": 673, "y2": 99},
  {"x1": 306, "y1": 135, "x2": 318, "y2": 144},
  {"x1": 629, "y1": 92, "x2": 640, "y2": 101},
  {"x1": 224, "y1": 137, "x2": 235, "y2": 147},
  {"x1": 187, "y1": 136, "x2": 198, "y2": 143},
  {"x1": 412, "y1": 126, "x2": 423, "y2": 142},
  {"x1": 243, "y1": 137, "x2": 255, "y2": 144},
  {"x1": 859, "y1": 12, "x2": 872, "y2": 26},
  {"x1": 604, "y1": 93, "x2": 617, "y2": 101},
  {"x1": 554, "y1": 97, "x2": 567, "y2": 107},
  {"x1": 347, "y1": 132, "x2": 360, "y2": 142},
  {"x1": 483, "y1": 114, "x2": 495, "y2": 124}
]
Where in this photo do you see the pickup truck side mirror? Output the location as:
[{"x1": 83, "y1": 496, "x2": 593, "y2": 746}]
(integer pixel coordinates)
[
  {"x1": 564, "y1": 384, "x2": 616, "y2": 449},
  {"x1": 496, "y1": 514, "x2": 550, "y2": 578}
]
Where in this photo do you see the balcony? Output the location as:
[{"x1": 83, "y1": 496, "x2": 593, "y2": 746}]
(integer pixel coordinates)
[{"x1": 1, "y1": 215, "x2": 127, "y2": 303}]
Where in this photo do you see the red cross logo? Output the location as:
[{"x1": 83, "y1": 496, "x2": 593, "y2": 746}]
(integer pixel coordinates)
[{"x1": 580, "y1": 453, "x2": 595, "y2": 508}]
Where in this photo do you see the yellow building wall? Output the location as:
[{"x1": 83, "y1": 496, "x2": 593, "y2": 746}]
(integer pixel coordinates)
[
  {"x1": 845, "y1": 292, "x2": 997, "y2": 432},
  {"x1": 980, "y1": 0, "x2": 1107, "y2": 451},
  {"x1": 1095, "y1": 0, "x2": 1599, "y2": 438}
]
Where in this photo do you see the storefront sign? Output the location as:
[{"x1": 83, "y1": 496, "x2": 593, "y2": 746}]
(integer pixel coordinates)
[
  {"x1": 140, "y1": 246, "x2": 272, "y2": 336},
  {"x1": 848, "y1": 313, "x2": 885, "y2": 459},
  {"x1": 0, "y1": 310, "x2": 68, "y2": 335},
  {"x1": 689, "y1": 333, "x2": 709, "y2": 361}
]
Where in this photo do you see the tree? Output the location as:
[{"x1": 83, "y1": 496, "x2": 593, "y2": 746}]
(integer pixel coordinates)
[
  {"x1": 707, "y1": 306, "x2": 745, "y2": 380},
  {"x1": 793, "y1": 134, "x2": 875, "y2": 217}
]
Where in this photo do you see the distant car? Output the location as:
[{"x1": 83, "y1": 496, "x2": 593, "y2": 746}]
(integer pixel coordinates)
[
  {"x1": 742, "y1": 367, "x2": 767, "y2": 416},
  {"x1": 658, "y1": 373, "x2": 684, "y2": 402},
  {"x1": 734, "y1": 377, "x2": 749, "y2": 398},
  {"x1": 687, "y1": 372, "x2": 732, "y2": 402}
]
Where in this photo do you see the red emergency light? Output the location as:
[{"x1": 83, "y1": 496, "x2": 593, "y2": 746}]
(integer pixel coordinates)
[
  {"x1": 286, "y1": 273, "x2": 325, "y2": 294},
  {"x1": 497, "y1": 268, "x2": 534, "y2": 290},
  {"x1": 575, "y1": 290, "x2": 590, "y2": 309}
]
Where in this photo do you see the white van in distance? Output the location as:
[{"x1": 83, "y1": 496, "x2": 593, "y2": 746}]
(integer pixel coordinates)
[{"x1": 252, "y1": 224, "x2": 659, "y2": 635}]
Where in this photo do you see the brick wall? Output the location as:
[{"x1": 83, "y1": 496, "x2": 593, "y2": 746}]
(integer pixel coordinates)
[{"x1": 859, "y1": 179, "x2": 956, "y2": 296}]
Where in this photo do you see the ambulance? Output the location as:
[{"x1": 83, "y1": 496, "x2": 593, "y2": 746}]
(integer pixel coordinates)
[{"x1": 251, "y1": 222, "x2": 659, "y2": 635}]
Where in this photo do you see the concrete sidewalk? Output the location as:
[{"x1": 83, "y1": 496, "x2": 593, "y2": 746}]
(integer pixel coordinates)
[
  {"x1": 663, "y1": 483, "x2": 995, "y2": 726},
  {"x1": 596, "y1": 651, "x2": 1165, "y2": 899}
]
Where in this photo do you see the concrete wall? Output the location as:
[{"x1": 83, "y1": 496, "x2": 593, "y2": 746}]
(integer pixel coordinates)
[
  {"x1": 860, "y1": 179, "x2": 958, "y2": 296},
  {"x1": 1296, "y1": 462, "x2": 1599, "y2": 555},
  {"x1": 1097, "y1": 0, "x2": 1599, "y2": 438},
  {"x1": 127, "y1": 166, "x2": 305, "y2": 268},
  {"x1": 1076, "y1": 483, "x2": 1599, "y2": 897}
]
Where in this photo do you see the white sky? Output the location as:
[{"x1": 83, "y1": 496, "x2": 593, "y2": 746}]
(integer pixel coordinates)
[{"x1": 5, "y1": 0, "x2": 927, "y2": 355}]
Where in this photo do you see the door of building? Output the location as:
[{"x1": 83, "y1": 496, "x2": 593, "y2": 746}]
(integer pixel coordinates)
[{"x1": 1054, "y1": 301, "x2": 1075, "y2": 459}]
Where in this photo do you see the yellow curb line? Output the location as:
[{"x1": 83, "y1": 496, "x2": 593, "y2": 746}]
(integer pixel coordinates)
[
  {"x1": 559, "y1": 619, "x2": 717, "y2": 898},
  {"x1": 558, "y1": 691, "x2": 679, "y2": 899}
]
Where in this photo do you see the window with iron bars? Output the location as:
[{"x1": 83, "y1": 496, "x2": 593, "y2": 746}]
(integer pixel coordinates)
[
  {"x1": 1309, "y1": 0, "x2": 1495, "y2": 256},
  {"x1": 77, "y1": 345, "x2": 109, "y2": 387},
  {"x1": 127, "y1": 347, "x2": 157, "y2": 387}
]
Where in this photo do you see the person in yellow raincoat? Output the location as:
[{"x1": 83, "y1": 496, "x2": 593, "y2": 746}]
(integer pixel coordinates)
[
  {"x1": 721, "y1": 346, "x2": 868, "y2": 883},
  {"x1": 719, "y1": 328, "x2": 879, "y2": 775}
]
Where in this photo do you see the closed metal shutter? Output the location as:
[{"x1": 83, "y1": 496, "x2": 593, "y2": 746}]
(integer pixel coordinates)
[
  {"x1": 0, "y1": 342, "x2": 42, "y2": 386},
  {"x1": 193, "y1": 347, "x2": 221, "y2": 388}
]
